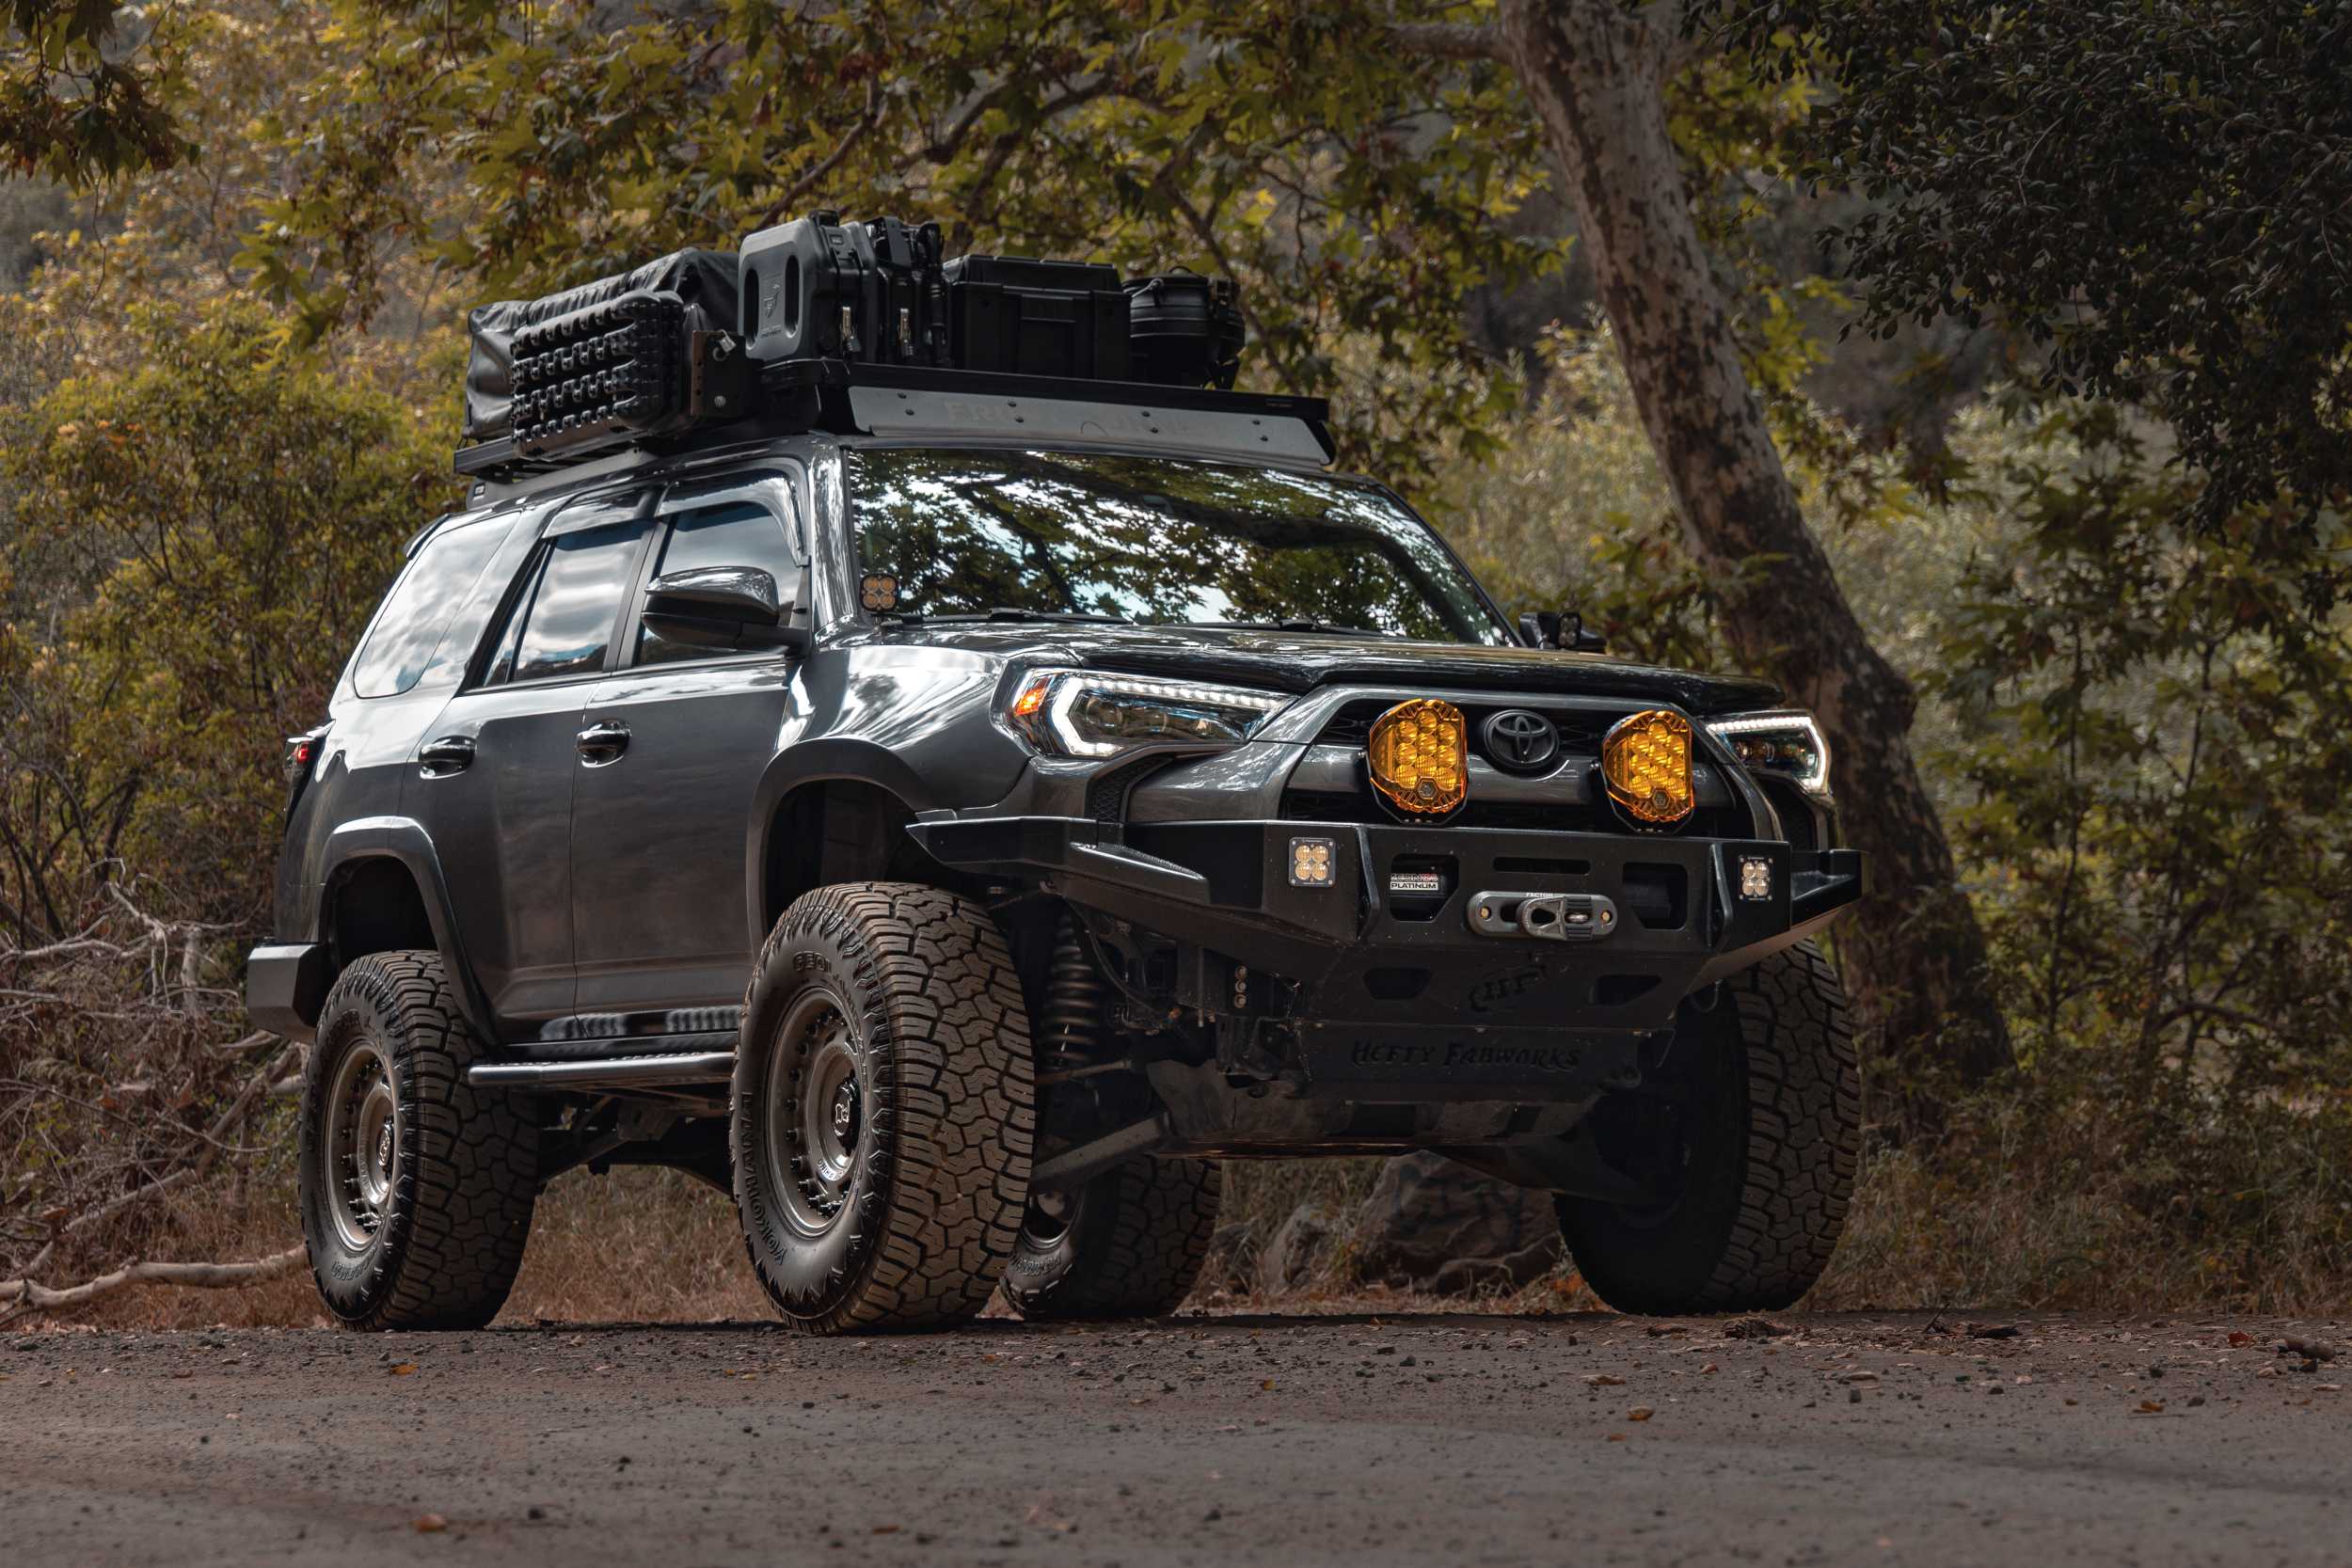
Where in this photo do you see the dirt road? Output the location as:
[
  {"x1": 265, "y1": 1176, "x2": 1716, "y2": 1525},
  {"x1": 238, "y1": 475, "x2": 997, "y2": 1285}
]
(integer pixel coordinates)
[{"x1": 6, "y1": 1310, "x2": 2346, "y2": 1566}]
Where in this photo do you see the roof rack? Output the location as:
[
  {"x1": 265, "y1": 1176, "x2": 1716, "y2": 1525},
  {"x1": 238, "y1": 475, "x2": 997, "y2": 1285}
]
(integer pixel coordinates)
[{"x1": 453, "y1": 358, "x2": 1332, "y2": 482}]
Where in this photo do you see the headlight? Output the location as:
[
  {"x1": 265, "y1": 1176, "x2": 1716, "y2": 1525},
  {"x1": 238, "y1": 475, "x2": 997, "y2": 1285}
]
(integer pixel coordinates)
[
  {"x1": 1004, "y1": 668, "x2": 1290, "y2": 758},
  {"x1": 1707, "y1": 709, "x2": 1831, "y2": 797}
]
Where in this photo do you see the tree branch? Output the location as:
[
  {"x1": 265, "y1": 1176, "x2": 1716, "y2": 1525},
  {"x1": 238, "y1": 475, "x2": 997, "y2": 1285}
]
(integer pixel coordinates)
[
  {"x1": 0, "y1": 1245, "x2": 306, "y2": 1323},
  {"x1": 754, "y1": 77, "x2": 882, "y2": 230},
  {"x1": 1387, "y1": 23, "x2": 1504, "y2": 62}
]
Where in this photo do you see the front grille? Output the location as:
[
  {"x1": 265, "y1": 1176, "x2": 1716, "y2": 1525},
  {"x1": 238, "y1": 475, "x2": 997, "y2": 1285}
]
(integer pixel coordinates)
[
  {"x1": 1313, "y1": 697, "x2": 1618, "y2": 761},
  {"x1": 1279, "y1": 787, "x2": 1753, "y2": 839}
]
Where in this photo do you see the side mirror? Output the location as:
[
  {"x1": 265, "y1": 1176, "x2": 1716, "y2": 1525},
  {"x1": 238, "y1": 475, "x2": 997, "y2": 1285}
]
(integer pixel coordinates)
[
  {"x1": 1518, "y1": 609, "x2": 1607, "y2": 655},
  {"x1": 644, "y1": 564, "x2": 811, "y2": 655}
]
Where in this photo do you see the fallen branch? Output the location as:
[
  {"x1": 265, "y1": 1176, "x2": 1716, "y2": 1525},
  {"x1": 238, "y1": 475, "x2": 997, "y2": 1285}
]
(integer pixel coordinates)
[{"x1": 0, "y1": 1244, "x2": 307, "y2": 1322}]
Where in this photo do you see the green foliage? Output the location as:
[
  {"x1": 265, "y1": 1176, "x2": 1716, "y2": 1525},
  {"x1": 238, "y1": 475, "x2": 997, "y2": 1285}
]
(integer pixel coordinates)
[
  {"x1": 234, "y1": 0, "x2": 1560, "y2": 483},
  {"x1": 0, "y1": 301, "x2": 453, "y2": 933},
  {"x1": 1711, "y1": 0, "x2": 2352, "y2": 548},
  {"x1": 1933, "y1": 401, "x2": 2352, "y2": 1108},
  {"x1": 1, "y1": 0, "x2": 195, "y2": 183}
]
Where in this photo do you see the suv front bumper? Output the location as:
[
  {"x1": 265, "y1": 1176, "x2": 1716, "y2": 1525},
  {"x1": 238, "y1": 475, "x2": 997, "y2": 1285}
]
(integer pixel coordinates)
[{"x1": 911, "y1": 814, "x2": 1864, "y2": 1089}]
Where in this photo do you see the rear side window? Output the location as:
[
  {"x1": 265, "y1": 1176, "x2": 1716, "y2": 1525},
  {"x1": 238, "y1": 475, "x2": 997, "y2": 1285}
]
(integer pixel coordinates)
[
  {"x1": 480, "y1": 518, "x2": 652, "y2": 687},
  {"x1": 637, "y1": 500, "x2": 799, "y2": 666},
  {"x1": 350, "y1": 516, "x2": 511, "y2": 698}
]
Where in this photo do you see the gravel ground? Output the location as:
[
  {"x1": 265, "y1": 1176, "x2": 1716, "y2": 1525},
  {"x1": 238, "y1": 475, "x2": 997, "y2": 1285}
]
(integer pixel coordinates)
[{"x1": 5, "y1": 1309, "x2": 2347, "y2": 1566}]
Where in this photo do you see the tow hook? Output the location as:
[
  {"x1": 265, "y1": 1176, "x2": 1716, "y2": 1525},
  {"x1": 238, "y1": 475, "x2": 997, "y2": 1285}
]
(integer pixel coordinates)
[{"x1": 1467, "y1": 891, "x2": 1618, "y2": 942}]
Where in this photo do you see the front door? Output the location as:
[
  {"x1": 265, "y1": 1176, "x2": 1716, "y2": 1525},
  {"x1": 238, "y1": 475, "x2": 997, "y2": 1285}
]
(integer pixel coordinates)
[
  {"x1": 570, "y1": 473, "x2": 805, "y2": 1024},
  {"x1": 412, "y1": 494, "x2": 656, "y2": 1034}
]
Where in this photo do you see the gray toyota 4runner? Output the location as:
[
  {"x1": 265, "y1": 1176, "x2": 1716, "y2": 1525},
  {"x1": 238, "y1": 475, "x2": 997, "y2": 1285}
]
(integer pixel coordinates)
[{"x1": 247, "y1": 218, "x2": 1865, "y2": 1333}]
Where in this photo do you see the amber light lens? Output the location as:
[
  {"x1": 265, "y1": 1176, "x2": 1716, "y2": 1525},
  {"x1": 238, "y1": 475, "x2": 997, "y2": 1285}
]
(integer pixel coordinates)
[
  {"x1": 1601, "y1": 708, "x2": 1695, "y2": 826},
  {"x1": 1367, "y1": 699, "x2": 1469, "y2": 816}
]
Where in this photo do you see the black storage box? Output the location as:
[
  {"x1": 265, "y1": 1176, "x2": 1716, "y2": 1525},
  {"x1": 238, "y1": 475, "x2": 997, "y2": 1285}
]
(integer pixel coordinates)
[
  {"x1": 945, "y1": 255, "x2": 1132, "y2": 380},
  {"x1": 464, "y1": 249, "x2": 739, "y2": 445},
  {"x1": 739, "y1": 212, "x2": 949, "y2": 368},
  {"x1": 1124, "y1": 271, "x2": 1245, "y2": 389}
]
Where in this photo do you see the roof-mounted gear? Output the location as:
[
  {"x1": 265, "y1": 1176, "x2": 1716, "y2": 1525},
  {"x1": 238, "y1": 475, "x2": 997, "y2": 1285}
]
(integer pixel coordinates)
[{"x1": 453, "y1": 211, "x2": 1308, "y2": 482}]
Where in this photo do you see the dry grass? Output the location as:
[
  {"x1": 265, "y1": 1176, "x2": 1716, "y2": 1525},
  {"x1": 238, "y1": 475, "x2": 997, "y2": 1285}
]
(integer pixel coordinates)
[{"x1": 24, "y1": 1125, "x2": 2352, "y2": 1330}]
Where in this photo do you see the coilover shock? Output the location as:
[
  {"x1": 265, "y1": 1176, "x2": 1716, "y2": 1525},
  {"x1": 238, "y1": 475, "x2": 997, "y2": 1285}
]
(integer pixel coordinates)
[{"x1": 1038, "y1": 911, "x2": 1110, "y2": 1078}]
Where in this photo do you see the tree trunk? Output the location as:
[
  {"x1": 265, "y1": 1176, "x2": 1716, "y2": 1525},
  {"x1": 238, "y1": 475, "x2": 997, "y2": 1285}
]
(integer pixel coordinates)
[{"x1": 1488, "y1": 0, "x2": 2013, "y2": 1108}]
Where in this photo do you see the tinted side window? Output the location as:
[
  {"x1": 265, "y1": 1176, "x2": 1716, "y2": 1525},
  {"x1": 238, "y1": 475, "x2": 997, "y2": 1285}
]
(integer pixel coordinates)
[
  {"x1": 484, "y1": 519, "x2": 650, "y2": 687},
  {"x1": 637, "y1": 500, "x2": 798, "y2": 666},
  {"x1": 350, "y1": 516, "x2": 511, "y2": 698}
]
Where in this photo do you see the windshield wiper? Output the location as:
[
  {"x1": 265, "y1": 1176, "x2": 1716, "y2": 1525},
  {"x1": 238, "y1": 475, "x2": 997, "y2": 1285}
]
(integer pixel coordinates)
[
  {"x1": 909, "y1": 608, "x2": 1134, "y2": 626},
  {"x1": 1182, "y1": 618, "x2": 1394, "y2": 639}
]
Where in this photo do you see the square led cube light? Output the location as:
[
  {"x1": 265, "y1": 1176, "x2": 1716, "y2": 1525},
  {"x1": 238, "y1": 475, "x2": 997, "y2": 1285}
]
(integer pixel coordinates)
[
  {"x1": 1739, "y1": 855, "x2": 1772, "y2": 901},
  {"x1": 1289, "y1": 836, "x2": 1337, "y2": 888}
]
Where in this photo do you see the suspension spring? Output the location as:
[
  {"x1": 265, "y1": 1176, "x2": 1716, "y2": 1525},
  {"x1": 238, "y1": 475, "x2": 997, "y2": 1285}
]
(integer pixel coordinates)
[{"x1": 1038, "y1": 911, "x2": 1110, "y2": 1075}]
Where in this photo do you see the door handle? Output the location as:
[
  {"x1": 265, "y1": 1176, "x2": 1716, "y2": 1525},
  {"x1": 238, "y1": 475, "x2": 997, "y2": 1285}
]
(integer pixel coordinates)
[
  {"x1": 418, "y1": 735, "x2": 476, "y2": 779},
  {"x1": 576, "y1": 721, "x2": 631, "y2": 767}
]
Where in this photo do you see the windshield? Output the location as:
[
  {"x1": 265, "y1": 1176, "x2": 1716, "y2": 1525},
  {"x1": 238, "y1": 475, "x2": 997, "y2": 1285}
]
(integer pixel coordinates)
[{"x1": 845, "y1": 447, "x2": 1512, "y2": 645}]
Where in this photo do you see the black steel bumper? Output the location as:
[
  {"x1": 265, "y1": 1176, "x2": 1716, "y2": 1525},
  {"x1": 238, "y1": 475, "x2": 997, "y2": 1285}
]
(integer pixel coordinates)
[
  {"x1": 911, "y1": 813, "x2": 1865, "y2": 1083},
  {"x1": 245, "y1": 942, "x2": 328, "y2": 1042}
]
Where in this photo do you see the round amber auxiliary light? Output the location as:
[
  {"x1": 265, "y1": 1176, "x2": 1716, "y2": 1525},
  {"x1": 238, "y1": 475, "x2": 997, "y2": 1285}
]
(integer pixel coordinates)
[
  {"x1": 1601, "y1": 708, "x2": 1695, "y2": 826},
  {"x1": 1367, "y1": 699, "x2": 1469, "y2": 816}
]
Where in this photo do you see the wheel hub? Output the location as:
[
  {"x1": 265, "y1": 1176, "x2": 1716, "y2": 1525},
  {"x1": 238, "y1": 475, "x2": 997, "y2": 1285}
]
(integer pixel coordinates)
[
  {"x1": 322, "y1": 1037, "x2": 398, "y2": 1253},
  {"x1": 767, "y1": 990, "x2": 869, "y2": 1235}
]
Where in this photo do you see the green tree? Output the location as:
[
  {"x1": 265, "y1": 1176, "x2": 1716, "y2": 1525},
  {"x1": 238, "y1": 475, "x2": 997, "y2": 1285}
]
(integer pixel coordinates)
[
  {"x1": 1, "y1": 301, "x2": 453, "y2": 937},
  {"x1": 1711, "y1": 0, "x2": 2352, "y2": 545},
  {"x1": 1, "y1": 0, "x2": 194, "y2": 183}
]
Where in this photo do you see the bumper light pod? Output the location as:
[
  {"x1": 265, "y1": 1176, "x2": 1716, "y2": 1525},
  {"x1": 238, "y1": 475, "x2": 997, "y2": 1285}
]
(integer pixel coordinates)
[
  {"x1": 1367, "y1": 699, "x2": 1469, "y2": 816},
  {"x1": 1601, "y1": 708, "x2": 1695, "y2": 827}
]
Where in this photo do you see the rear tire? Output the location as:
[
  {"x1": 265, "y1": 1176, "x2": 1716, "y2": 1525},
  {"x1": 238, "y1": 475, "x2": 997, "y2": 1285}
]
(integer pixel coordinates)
[
  {"x1": 298, "y1": 951, "x2": 538, "y2": 1331},
  {"x1": 1002, "y1": 1156, "x2": 1220, "y2": 1319},
  {"x1": 731, "y1": 882, "x2": 1035, "y2": 1333},
  {"x1": 1556, "y1": 941, "x2": 1859, "y2": 1314}
]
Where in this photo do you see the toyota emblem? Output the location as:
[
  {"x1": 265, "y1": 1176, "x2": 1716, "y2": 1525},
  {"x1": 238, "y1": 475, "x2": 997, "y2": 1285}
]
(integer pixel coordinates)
[{"x1": 1481, "y1": 708, "x2": 1560, "y2": 774}]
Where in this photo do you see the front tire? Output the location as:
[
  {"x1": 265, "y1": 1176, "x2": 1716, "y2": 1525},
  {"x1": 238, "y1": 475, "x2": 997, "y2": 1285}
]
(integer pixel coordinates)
[
  {"x1": 731, "y1": 883, "x2": 1035, "y2": 1333},
  {"x1": 1556, "y1": 941, "x2": 1859, "y2": 1314},
  {"x1": 1002, "y1": 1156, "x2": 1220, "y2": 1320},
  {"x1": 298, "y1": 951, "x2": 538, "y2": 1331}
]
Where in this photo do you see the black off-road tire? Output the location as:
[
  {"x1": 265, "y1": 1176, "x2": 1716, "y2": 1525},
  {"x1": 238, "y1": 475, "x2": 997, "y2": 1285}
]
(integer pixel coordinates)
[
  {"x1": 1556, "y1": 941, "x2": 1859, "y2": 1314},
  {"x1": 1002, "y1": 1156, "x2": 1221, "y2": 1319},
  {"x1": 731, "y1": 882, "x2": 1036, "y2": 1334},
  {"x1": 298, "y1": 951, "x2": 538, "y2": 1331}
]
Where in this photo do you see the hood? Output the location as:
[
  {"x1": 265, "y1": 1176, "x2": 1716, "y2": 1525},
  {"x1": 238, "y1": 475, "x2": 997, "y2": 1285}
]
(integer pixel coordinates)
[{"x1": 859, "y1": 622, "x2": 1782, "y2": 716}]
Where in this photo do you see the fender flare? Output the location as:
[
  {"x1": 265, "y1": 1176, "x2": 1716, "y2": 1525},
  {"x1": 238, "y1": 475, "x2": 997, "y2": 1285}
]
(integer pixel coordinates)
[
  {"x1": 741, "y1": 737, "x2": 941, "y2": 940},
  {"x1": 318, "y1": 816, "x2": 501, "y2": 1044}
]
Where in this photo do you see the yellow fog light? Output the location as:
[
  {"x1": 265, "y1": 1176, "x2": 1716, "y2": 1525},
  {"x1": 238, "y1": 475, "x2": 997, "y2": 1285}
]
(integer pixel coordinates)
[
  {"x1": 1601, "y1": 708, "x2": 1695, "y2": 827},
  {"x1": 1367, "y1": 699, "x2": 1468, "y2": 816}
]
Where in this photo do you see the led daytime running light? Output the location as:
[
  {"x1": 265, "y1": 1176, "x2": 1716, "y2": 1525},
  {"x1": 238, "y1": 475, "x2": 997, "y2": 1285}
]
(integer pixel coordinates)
[{"x1": 1004, "y1": 668, "x2": 1289, "y2": 758}]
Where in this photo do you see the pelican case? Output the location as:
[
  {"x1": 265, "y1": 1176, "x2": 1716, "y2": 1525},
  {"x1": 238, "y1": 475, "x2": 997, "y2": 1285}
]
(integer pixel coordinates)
[{"x1": 942, "y1": 254, "x2": 1132, "y2": 380}]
